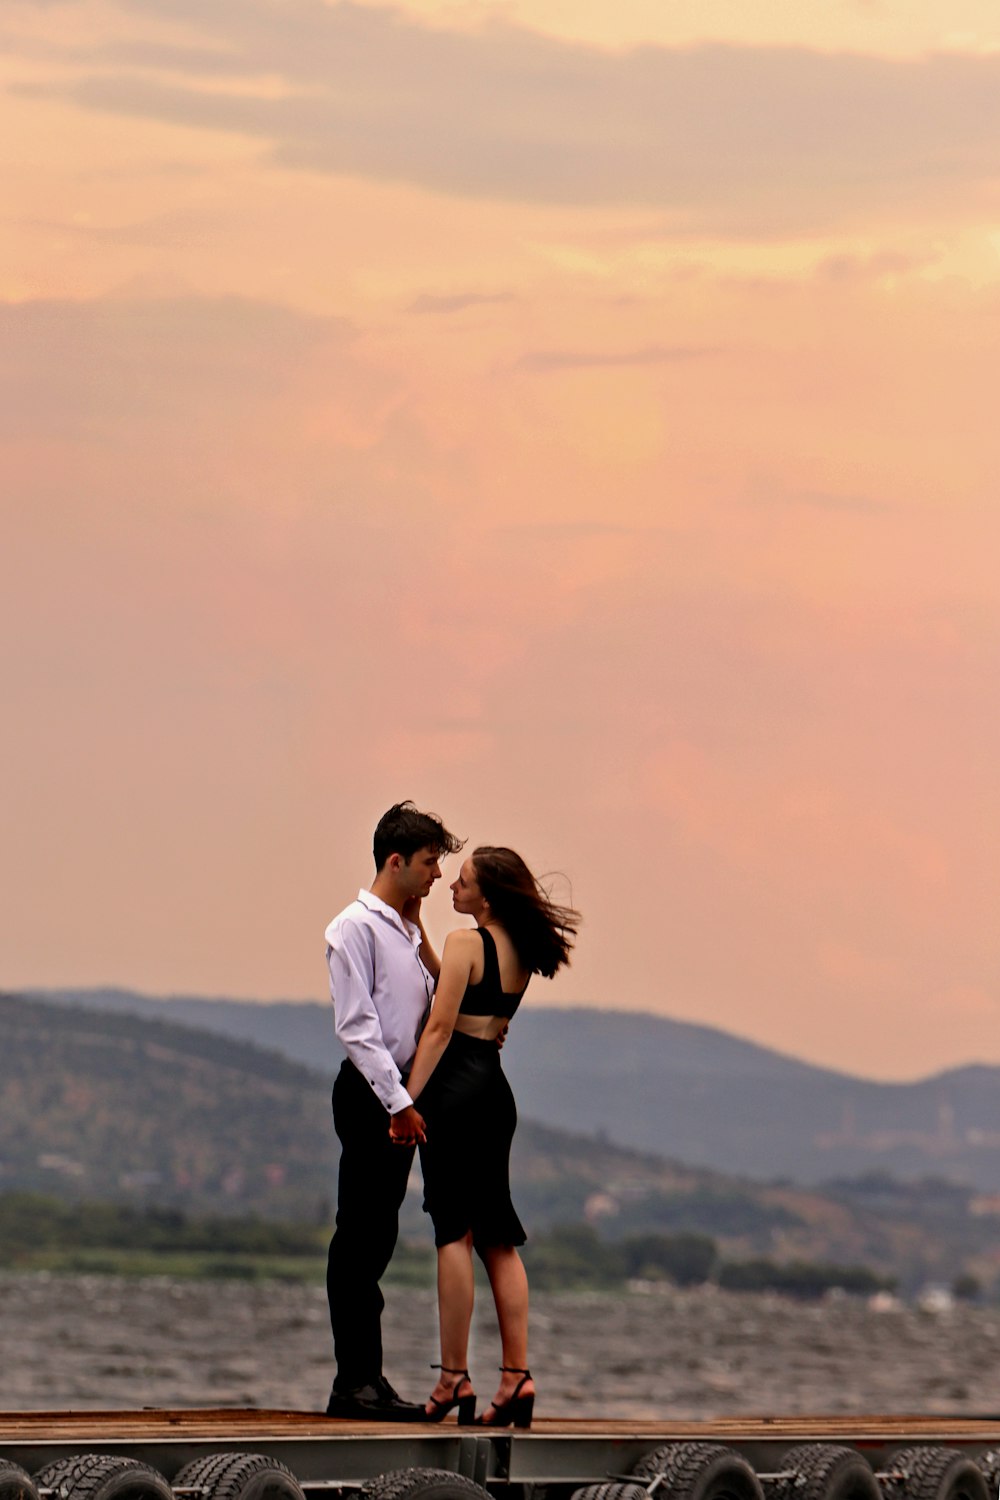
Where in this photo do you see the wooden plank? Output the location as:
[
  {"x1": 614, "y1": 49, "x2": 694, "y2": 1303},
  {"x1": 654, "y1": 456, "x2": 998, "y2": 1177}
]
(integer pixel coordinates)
[{"x1": 2, "y1": 1411, "x2": 1000, "y2": 1441}]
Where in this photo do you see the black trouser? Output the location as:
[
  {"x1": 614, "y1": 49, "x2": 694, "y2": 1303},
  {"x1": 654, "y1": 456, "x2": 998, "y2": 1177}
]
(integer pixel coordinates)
[{"x1": 327, "y1": 1059, "x2": 415, "y2": 1390}]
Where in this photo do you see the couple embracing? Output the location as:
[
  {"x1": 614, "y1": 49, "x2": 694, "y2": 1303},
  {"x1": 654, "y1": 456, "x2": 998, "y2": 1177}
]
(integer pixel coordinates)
[{"x1": 323, "y1": 802, "x2": 579, "y2": 1428}]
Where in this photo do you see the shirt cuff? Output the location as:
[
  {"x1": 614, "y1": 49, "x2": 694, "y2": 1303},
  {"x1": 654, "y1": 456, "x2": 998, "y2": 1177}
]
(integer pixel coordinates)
[{"x1": 383, "y1": 1078, "x2": 414, "y2": 1115}]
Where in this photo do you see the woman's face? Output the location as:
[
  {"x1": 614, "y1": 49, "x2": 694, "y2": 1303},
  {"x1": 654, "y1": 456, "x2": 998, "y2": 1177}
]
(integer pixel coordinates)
[{"x1": 451, "y1": 857, "x2": 485, "y2": 916}]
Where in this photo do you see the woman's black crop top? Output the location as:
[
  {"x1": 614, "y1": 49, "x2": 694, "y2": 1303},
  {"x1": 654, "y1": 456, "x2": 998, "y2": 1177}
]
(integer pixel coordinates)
[{"x1": 459, "y1": 927, "x2": 528, "y2": 1020}]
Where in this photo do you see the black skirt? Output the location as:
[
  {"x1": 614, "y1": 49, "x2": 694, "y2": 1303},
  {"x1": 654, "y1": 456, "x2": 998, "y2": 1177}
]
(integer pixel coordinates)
[{"x1": 418, "y1": 1030, "x2": 527, "y2": 1251}]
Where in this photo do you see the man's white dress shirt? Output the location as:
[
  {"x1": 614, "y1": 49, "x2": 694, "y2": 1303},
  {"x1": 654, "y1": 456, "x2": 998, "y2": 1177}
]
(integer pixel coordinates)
[{"x1": 325, "y1": 889, "x2": 434, "y2": 1115}]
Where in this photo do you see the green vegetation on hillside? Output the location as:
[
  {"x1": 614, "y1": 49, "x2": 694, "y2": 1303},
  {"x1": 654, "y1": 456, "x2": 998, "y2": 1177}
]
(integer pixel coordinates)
[
  {"x1": 0, "y1": 1192, "x2": 329, "y2": 1280},
  {"x1": 0, "y1": 991, "x2": 335, "y2": 1217},
  {"x1": 600, "y1": 1185, "x2": 801, "y2": 1238},
  {"x1": 523, "y1": 1224, "x2": 716, "y2": 1288},
  {"x1": 4, "y1": 993, "x2": 997, "y2": 1293},
  {"x1": 715, "y1": 1258, "x2": 890, "y2": 1298},
  {"x1": 0, "y1": 1193, "x2": 895, "y2": 1299},
  {"x1": 521, "y1": 1222, "x2": 894, "y2": 1297}
]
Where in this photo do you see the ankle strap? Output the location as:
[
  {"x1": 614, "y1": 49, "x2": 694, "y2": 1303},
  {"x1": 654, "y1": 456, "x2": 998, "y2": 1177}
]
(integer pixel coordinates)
[
  {"x1": 431, "y1": 1364, "x2": 471, "y2": 1376},
  {"x1": 499, "y1": 1366, "x2": 531, "y2": 1375}
]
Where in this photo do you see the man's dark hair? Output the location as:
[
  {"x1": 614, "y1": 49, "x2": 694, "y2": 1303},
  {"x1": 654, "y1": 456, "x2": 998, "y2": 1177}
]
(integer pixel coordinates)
[{"x1": 373, "y1": 801, "x2": 465, "y2": 871}]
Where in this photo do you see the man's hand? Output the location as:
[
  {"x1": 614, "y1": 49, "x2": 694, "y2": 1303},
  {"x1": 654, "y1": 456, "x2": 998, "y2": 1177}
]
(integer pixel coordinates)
[
  {"x1": 389, "y1": 1104, "x2": 426, "y2": 1146},
  {"x1": 496, "y1": 1023, "x2": 509, "y2": 1051}
]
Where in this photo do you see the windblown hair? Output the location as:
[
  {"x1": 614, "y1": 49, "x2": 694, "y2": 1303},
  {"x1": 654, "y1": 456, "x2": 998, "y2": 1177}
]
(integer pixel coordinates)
[
  {"x1": 472, "y1": 845, "x2": 580, "y2": 978},
  {"x1": 373, "y1": 801, "x2": 465, "y2": 871}
]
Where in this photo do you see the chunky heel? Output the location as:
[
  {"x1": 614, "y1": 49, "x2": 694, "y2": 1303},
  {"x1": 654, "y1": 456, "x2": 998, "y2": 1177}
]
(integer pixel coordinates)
[
  {"x1": 426, "y1": 1365, "x2": 476, "y2": 1424},
  {"x1": 475, "y1": 1366, "x2": 534, "y2": 1430},
  {"x1": 511, "y1": 1392, "x2": 534, "y2": 1429},
  {"x1": 456, "y1": 1393, "x2": 477, "y2": 1425}
]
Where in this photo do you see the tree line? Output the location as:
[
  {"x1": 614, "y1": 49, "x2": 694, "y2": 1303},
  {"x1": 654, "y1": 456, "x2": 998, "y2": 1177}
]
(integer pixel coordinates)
[{"x1": 0, "y1": 1193, "x2": 896, "y2": 1299}]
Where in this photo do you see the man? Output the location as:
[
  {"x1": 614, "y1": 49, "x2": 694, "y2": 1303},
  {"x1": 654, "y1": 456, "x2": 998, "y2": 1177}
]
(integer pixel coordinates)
[{"x1": 323, "y1": 800, "x2": 464, "y2": 1420}]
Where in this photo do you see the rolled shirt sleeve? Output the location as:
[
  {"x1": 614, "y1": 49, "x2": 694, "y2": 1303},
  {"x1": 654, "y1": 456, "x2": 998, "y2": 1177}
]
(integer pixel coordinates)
[{"x1": 327, "y1": 919, "x2": 414, "y2": 1115}]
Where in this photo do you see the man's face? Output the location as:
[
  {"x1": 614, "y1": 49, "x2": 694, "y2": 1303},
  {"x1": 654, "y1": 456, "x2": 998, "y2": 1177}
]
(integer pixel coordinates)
[{"x1": 400, "y1": 845, "x2": 442, "y2": 899}]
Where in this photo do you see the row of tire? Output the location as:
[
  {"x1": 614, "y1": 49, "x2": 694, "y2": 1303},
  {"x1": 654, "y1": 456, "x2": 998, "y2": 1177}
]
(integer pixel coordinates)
[
  {"x1": 0, "y1": 1451, "x2": 303, "y2": 1500},
  {"x1": 0, "y1": 1440, "x2": 997, "y2": 1500},
  {"x1": 574, "y1": 1441, "x2": 1000, "y2": 1500}
]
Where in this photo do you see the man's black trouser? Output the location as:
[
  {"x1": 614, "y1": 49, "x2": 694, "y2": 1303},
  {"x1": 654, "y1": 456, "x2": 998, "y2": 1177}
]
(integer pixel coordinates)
[{"x1": 327, "y1": 1059, "x2": 415, "y2": 1390}]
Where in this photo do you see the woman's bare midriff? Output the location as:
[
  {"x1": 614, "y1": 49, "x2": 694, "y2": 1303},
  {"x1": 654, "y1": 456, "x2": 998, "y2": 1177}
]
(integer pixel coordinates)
[{"x1": 453, "y1": 1014, "x2": 508, "y2": 1041}]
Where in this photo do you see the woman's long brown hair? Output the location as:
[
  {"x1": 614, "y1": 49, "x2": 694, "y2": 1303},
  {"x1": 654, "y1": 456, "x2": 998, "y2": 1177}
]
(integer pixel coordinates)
[{"x1": 471, "y1": 846, "x2": 580, "y2": 978}]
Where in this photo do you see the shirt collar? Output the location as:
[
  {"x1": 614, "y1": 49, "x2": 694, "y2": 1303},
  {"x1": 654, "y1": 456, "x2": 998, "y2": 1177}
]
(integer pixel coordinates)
[{"x1": 357, "y1": 888, "x2": 420, "y2": 942}]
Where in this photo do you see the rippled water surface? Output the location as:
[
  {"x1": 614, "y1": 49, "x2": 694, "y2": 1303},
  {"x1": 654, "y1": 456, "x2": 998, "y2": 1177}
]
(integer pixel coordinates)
[{"x1": 4, "y1": 1273, "x2": 999, "y2": 1416}]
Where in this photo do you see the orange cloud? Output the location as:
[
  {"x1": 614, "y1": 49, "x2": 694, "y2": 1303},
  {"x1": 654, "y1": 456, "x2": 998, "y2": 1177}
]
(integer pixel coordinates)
[
  {"x1": 4, "y1": 0, "x2": 1000, "y2": 1079},
  {"x1": 10, "y1": 2, "x2": 1000, "y2": 234}
]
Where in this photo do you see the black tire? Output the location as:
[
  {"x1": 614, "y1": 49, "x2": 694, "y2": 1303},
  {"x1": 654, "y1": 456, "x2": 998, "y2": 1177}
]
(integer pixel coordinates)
[
  {"x1": 773, "y1": 1446, "x2": 882, "y2": 1500},
  {"x1": 573, "y1": 1485, "x2": 651, "y2": 1500},
  {"x1": 171, "y1": 1454, "x2": 305, "y2": 1500},
  {"x1": 0, "y1": 1461, "x2": 40, "y2": 1500},
  {"x1": 882, "y1": 1448, "x2": 990, "y2": 1500},
  {"x1": 361, "y1": 1470, "x2": 492, "y2": 1500},
  {"x1": 33, "y1": 1457, "x2": 172, "y2": 1500},
  {"x1": 975, "y1": 1453, "x2": 1000, "y2": 1495},
  {"x1": 631, "y1": 1443, "x2": 764, "y2": 1500}
]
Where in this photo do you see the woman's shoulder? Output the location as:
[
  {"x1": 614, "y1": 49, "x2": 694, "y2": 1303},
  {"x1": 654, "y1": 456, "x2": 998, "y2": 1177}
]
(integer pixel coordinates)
[{"x1": 442, "y1": 926, "x2": 483, "y2": 952}]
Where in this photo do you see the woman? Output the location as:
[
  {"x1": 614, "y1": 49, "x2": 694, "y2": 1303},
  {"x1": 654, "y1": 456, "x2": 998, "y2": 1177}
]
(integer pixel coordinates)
[{"x1": 389, "y1": 846, "x2": 579, "y2": 1429}]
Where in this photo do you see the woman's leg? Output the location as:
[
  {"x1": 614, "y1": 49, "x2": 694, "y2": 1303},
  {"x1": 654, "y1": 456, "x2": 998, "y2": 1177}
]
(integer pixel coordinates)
[
  {"x1": 427, "y1": 1232, "x2": 476, "y2": 1411},
  {"x1": 480, "y1": 1245, "x2": 535, "y2": 1411}
]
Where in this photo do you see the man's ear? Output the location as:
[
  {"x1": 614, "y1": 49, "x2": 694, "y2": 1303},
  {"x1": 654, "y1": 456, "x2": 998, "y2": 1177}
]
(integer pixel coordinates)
[{"x1": 387, "y1": 852, "x2": 403, "y2": 872}]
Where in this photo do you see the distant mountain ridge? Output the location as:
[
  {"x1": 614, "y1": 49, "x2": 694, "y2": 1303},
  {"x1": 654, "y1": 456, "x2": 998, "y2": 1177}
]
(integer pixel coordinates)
[
  {"x1": 33, "y1": 986, "x2": 1000, "y2": 1190},
  {"x1": 0, "y1": 990, "x2": 848, "y2": 1247},
  {"x1": 6, "y1": 990, "x2": 999, "y2": 1290}
]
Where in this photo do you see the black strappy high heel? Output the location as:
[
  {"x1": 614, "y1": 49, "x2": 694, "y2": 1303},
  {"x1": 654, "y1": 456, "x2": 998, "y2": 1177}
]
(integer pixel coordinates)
[
  {"x1": 425, "y1": 1364, "x2": 476, "y2": 1424},
  {"x1": 474, "y1": 1366, "x2": 534, "y2": 1429}
]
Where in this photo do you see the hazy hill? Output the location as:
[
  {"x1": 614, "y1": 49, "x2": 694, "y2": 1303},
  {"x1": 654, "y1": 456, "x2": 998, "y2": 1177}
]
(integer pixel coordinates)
[
  {"x1": 0, "y1": 992, "x2": 332, "y2": 1218},
  {"x1": 6, "y1": 991, "x2": 1000, "y2": 1290},
  {"x1": 36, "y1": 986, "x2": 1000, "y2": 1190}
]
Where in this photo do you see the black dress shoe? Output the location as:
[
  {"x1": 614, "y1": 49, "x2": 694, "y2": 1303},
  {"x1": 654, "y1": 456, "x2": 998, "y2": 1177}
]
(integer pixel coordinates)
[{"x1": 325, "y1": 1376, "x2": 426, "y2": 1422}]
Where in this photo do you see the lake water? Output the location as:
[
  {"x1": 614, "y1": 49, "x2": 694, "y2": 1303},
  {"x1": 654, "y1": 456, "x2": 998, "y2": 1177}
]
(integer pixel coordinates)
[{"x1": 3, "y1": 1273, "x2": 998, "y2": 1417}]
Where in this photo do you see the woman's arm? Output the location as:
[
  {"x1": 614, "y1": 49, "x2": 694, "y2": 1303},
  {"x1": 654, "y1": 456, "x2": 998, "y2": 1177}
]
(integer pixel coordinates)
[{"x1": 396, "y1": 930, "x2": 478, "y2": 1115}]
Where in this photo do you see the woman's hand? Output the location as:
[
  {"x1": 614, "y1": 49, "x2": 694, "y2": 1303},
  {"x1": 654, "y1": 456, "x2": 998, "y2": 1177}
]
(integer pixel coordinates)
[{"x1": 389, "y1": 1104, "x2": 426, "y2": 1145}]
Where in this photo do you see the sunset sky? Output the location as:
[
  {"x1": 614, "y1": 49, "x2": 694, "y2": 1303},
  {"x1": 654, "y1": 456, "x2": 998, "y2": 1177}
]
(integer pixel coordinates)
[{"x1": 4, "y1": 0, "x2": 999, "y2": 1081}]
